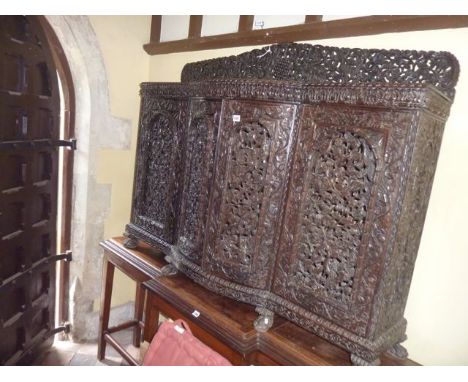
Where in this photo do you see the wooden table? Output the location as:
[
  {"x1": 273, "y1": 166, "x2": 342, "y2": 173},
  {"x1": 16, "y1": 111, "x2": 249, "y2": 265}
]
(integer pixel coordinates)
[
  {"x1": 98, "y1": 237, "x2": 418, "y2": 366},
  {"x1": 97, "y1": 237, "x2": 166, "y2": 365}
]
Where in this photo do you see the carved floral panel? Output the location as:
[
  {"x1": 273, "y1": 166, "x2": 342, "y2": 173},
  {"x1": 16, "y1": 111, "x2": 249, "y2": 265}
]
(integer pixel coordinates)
[
  {"x1": 132, "y1": 97, "x2": 188, "y2": 245},
  {"x1": 370, "y1": 113, "x2": 445, "y2": 338},
  {"x1": 294, "y1": 128, "x2": 378, "y2": 304},
  {"x1": 202, "y1": 100, "x2": 297, "y2": 289},
  {"x1": 177, "y1": 99, "x2": 222, "y2": 264},
  {"x1": 272, "y1": 104, "x2": 415, "y2": 336}
]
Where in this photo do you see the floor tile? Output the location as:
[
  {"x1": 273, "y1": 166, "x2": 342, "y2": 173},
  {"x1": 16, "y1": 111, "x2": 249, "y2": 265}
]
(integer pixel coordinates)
[
  {"x1": 51, "y1": 340, "x2": 83, "y2": 353},
  {"x1": 74, "y1": 342, "x2": 101, "y2": 356},
  {"x1": 34, "y1": 349, "x2": 76, "y2": 366},
  {"x1": 35, "y1": 327, "x2": 145, "y2": 366},
  {"x1": 69, "y1": 353, "x2": 102, "y2": 366},
  {"x1": 95, "y1": 356, "x2": 123, "y2": 366}
]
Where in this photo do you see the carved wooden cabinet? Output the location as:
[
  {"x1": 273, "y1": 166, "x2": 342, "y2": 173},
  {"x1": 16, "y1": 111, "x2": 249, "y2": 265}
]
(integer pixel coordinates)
[{"x1": 124, "y1": 44, "x2": 459, "y2": 365}]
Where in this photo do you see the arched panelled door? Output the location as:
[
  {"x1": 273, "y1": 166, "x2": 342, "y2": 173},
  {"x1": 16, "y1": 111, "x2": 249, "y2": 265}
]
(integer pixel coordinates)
[{"x1": 0, "y1": 16, "x2": 73, "y2": 365}]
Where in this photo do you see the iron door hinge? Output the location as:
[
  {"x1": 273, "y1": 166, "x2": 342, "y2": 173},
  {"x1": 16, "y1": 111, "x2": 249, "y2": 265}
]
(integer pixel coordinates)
[
  {"x1": 51, "y1": 322, "x2": 71, "y2": 335},
  {"x1": 0, "y1": 251, "x2": 72, "y2": 290},
  {"x1": 56, "y1": 250, "x2": 72, "y2": 262},
  {"x1": 57, "y1": 138, "x2": 77, "y2": 150},
  {"x1": 0, "y1": 138, "x2": 77, "y2": 151}
]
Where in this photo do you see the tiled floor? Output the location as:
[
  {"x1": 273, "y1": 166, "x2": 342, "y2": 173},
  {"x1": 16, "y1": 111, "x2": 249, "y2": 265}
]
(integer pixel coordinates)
[{"x1": 33, "y1": 328, "x2": 147, "y2": 366}]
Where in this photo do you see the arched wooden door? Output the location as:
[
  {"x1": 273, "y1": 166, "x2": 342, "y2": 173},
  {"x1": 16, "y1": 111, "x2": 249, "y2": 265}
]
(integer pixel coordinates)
[{"x1": 0, "y1": 16, "x2": 72, "y2": 365}]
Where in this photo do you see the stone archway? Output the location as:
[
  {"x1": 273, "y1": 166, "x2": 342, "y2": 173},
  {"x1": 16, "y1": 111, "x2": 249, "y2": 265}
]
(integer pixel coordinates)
[{"x1": 45, "y1": 16, "x2": 132, "y2": 341}]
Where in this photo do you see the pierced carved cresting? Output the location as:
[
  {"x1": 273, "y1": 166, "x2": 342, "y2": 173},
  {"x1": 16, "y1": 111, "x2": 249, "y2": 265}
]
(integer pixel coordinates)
[
  {"x1": 181, "y1": 43, "x2": 459, "y2": 98},
  {"x1": 126, "y1": 43, "x2": 459, "y2": 365}
]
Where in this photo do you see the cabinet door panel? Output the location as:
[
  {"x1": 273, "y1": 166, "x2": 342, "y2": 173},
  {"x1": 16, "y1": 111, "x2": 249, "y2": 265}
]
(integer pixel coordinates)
[
  {"x1": 177, "y1": 99, "x2": 222, "y2": 264},
  {"x1": 132, "y1": 97, "x2": 188, "y2": 245},
  {"x1": 202, "y1": 100, "x2": 297, "y2": 289},
  {"x1": 272, "y1": 104, "x2": 412, "y2": 337}
]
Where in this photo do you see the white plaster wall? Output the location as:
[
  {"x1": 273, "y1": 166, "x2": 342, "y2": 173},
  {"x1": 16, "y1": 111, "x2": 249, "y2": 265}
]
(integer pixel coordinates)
[
  {"x1": 148, "y1": 27, "x2": 468, "y2": 365},
  {"x1": 88, "y1": 16, "x2": 152, "y2": 309}
]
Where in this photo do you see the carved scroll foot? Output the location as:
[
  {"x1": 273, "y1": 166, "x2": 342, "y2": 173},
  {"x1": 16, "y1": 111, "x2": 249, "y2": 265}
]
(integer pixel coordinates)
[
  {"x1": 387, "y1": 340, "x2": 409, "y2": 360},
  {"x1": 254, "y1": 307, "x2": 274, "y2": 333},
  {"x1": 160, "y1": 255, "x2": 178, "y2": 276},
  {"x1": 350, "y1": 353, "x2": 381, "y2": 366},
  {"x1": 387, "y1": 343, "x2": 408, "y2": 359},
  {"x1": 123, "y1": 233, "x2": 138, "y2": 249},
  {"x1": 161, "y1": 264, "x2": 178, "y2": 276},
  {"x1": 386, "y1": 334, "x2": 408, "y2": 359}
]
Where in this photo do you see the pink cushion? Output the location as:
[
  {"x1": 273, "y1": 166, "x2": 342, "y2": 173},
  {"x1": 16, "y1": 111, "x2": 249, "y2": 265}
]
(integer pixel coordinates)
[{"x1": 142, "y1": 319, "x2": 232, "y2": 366}]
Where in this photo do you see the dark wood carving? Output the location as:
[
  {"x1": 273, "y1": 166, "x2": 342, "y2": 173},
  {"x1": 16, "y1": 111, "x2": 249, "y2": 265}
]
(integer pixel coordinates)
[
  {"x1": 127, "y1": 96, "x2": 188, "y2": 250},
  {"x1": 272, "y1": 105, "x2": 388, "y2": 336},
  {"x1": 125, "y1": 43, "x2": 459, "y2": 365},
  {"x1": 181, "y1": 43, "x2": 459, "y2": 99},
  {"x1": 202, "y1": 100, "x2": 297, "y2": 290},
  {"x1": 177, "y1": 99, "x2": 221, "y2": 264}
]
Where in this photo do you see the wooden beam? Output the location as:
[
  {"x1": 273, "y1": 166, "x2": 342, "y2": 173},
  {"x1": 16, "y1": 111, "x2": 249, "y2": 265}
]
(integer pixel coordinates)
[
  {"x1": 144, "y1": 15, "x2": 468, "y2": 55},
  {"x1": 188, "y1": 15, "x2": 203, "y2": 38},
  {"x1": 305, "y1": 15, "x2": 323, "y2": 23},
  {"x1": 238, "y1": 15, "x2": 254, "y2": 32},
  {"x1": 150, "y1": 15, "x2": 162, "y2": 43}
]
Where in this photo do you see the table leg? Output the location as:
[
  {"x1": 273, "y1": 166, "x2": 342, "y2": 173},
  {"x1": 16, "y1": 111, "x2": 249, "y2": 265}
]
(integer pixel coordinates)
[
  {"x1": 133, "y1": 282, "x2": 145, "y2": 347},
  {"x1": 143, "y1": 292, "x2": 160, "y2": 342},
  {"x1": 98, "y1": 257, "x2": 115, "y2": 360}
]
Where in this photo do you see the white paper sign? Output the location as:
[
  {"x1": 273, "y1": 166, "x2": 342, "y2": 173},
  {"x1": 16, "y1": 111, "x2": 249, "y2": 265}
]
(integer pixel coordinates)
[
  {"x1": 192, "y1": 310, "x2": 201, "y2": 318},
  {"x1": 232, "y1": 114, "x2": 241, "y2": 122}
]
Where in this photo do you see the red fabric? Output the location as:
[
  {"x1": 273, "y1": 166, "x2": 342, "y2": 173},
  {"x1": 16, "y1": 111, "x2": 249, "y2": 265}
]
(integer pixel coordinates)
[{"x1": 142, "y1": 319, "x2": 232, "y2": 366}]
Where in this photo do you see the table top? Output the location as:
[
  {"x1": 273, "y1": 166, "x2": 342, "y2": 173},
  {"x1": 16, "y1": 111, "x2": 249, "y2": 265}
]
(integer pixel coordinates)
[{"x1": 101, "y1": 237, "x2": 418, "y2": 366}]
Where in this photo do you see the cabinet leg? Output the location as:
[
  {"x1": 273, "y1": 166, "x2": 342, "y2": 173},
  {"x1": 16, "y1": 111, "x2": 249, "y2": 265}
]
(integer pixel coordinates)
[
  {"x1": 123, "y1": 232, "x2": 138, "y2": 249},
  {"x1": 254, "y1": 307, "x2": 274, "y2": 333},
  {"x1": 350, "y1": 353, "x2": 381, "y2": 366}
]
